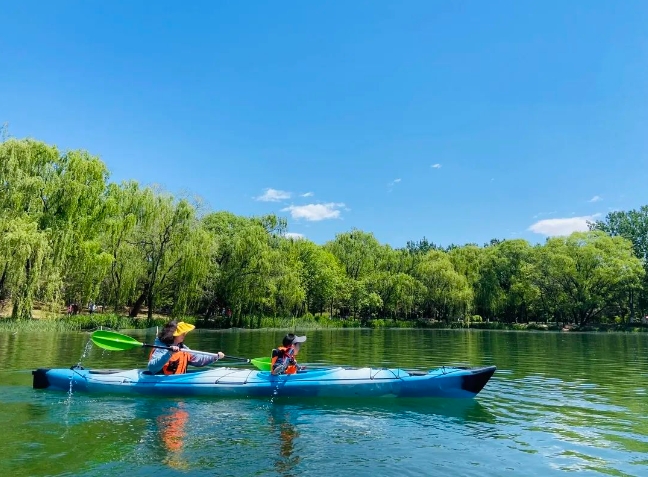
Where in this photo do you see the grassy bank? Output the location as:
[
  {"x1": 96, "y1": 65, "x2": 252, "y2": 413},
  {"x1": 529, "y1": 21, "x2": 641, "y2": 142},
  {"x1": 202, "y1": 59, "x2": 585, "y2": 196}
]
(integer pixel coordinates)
[{"x1": 1, "y1": 313, "x2": 647, "y2": 333}]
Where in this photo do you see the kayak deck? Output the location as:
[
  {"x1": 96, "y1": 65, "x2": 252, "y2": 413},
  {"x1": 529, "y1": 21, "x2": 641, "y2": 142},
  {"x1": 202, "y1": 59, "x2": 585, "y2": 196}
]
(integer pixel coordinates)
[{"x1": 33, "y1": 365, "x2": 496, "y2": 399}]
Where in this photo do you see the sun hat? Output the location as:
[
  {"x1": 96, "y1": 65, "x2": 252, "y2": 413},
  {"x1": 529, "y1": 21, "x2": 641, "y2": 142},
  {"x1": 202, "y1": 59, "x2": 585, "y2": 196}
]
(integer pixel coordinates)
[
  {"x1": 283, "y1": 333, "x2": 306, "y2": 347},
  {"x1": 173, "y1": 322, "x2": 195, "y2": 336}
]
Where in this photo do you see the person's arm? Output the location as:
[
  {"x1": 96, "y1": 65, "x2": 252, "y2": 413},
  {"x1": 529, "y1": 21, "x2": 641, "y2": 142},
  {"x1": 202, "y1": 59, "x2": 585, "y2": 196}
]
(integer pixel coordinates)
[
  {"x1": 287, "y1": 347, "x2": 297, "y2": 365},
  {"x1": 186, "y1": 346, "x2": 224, "y2": 367},
  {"x1": 148, "y1": 347, "x2": 172, "y2": 374}
]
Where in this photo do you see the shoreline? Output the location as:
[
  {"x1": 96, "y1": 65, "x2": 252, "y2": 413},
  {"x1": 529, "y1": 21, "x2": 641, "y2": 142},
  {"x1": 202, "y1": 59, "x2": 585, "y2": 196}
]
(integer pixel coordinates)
[{"x1": 1, "y1": 313, "x2": 647, "y2": 333}]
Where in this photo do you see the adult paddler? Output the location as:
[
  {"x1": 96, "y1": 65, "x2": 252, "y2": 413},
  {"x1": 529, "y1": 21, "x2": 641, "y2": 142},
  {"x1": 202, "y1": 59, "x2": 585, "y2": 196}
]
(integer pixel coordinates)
[{"x1": 148, "y1": 320, "x2": 225, "y2": 375}]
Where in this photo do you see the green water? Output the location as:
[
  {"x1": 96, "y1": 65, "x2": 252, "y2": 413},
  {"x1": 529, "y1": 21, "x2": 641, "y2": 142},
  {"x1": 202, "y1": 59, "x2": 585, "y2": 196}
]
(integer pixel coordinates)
[{"x1": 1, "y1": 329, "x2": 647, "y2": 476}]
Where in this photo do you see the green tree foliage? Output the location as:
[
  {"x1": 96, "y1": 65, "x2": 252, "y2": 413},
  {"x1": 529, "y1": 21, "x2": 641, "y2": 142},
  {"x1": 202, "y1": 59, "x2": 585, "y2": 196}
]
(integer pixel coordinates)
[
  {"x1": 0, "y1": 139, "x2": 110, "y2": 318},
  {"x1": 292, "y1": 238, "x2": 344, "y2": 316},
  {"x1": 2, "y1": 135, "x2": 647, "y2": 327},
  {"x1": 476, "y1": 239, "x2": 533, "y2": 322},
  {"x1": 591, "y1": 207, "x2": 648, "y2": 315},
  {"x1": 526, "y1": 232, "x2": 644, "y2": 326},
  {"x1": 413, "y1": 250, "x2": 472, "y2": 322}
]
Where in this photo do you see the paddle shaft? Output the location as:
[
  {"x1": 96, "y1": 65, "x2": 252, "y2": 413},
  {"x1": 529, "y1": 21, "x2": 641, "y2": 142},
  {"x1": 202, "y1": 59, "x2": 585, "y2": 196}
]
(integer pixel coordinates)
[{"x1": 143, "y1": 343, "x2": 249, "y2": 362}]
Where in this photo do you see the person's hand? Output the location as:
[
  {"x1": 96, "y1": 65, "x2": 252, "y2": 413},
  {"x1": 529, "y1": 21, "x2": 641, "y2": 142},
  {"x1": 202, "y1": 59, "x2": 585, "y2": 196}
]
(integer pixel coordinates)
[
  {"x1": 217, "y1": 352, "x2": 225, "y2": 360},
  {"x1": 170, "y1": 345, "x2": 180, "y2": 352}
]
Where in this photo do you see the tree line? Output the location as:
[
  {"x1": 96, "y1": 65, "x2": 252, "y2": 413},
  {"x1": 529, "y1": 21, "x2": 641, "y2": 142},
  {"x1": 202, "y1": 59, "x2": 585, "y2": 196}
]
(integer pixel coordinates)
[{"x1": 1, "y1": 137, "x2": 647, "y2": 326}]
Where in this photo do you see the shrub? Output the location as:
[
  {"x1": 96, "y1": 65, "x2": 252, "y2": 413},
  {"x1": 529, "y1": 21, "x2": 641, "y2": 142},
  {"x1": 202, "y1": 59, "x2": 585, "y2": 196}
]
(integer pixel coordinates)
[{"x1": 302, "y1": 312, "x2": 315, "y2": 322}]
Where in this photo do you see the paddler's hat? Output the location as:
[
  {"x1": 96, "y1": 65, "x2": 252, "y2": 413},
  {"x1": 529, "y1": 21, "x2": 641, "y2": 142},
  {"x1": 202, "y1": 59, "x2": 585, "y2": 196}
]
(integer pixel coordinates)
[
  {"x1": 283, "y1": 333, "x2": 306, "y2": 347},
  {"x1": 173, "y1": 321, "x2": 195, "y2": 336}
]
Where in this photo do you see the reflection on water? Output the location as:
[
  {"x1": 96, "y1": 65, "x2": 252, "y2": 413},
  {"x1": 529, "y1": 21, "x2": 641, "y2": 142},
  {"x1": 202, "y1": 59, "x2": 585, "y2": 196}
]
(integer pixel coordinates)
[
  {"x1": 156, "y1": 403, "x2": 190, "y2": 470},
  {"x1": 1, "y1": 329, "x2": 647, "y2": 476},
  {"x1": 269, "y1": 405, "x2": 301, "y2": 476}
]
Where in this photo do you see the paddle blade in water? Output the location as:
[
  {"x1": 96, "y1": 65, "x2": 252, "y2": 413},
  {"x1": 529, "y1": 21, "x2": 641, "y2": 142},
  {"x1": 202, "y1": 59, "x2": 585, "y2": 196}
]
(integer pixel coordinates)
[
  {"x1": 251, "y1": 357, "x2": 272, "y2": 371},
  {"x1": 91, "y1": 330, "x2": 144, "y2": 351}
]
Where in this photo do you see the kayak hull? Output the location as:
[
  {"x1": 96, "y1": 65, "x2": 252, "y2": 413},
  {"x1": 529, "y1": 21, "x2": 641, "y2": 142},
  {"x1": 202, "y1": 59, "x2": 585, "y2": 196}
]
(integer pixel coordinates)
[{"x1": 32, "y1": 365, "x2": 496, "y2": 399}]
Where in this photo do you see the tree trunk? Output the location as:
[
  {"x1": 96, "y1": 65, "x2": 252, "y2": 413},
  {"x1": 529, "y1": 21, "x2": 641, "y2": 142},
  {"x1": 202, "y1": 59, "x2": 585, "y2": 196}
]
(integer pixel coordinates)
[
  {"x1": 147, "y1": 287, "x2": 154, "y2": 322},
  {"x1": 12, "y1": 258, "x2": 34, "y2": 320},
  {"x1": 0, "y1": 262, "x2": 7, "y2": 299},
  {"x1": 129, "y1": 286, "x2": 148, "y2": 318}
]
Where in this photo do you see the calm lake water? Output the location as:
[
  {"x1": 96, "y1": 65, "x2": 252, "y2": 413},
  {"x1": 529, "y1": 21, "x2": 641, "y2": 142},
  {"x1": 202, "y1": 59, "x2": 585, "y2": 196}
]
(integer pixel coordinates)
[{"x1": 1, "y1": 328, "x2": 647, "y2": 476}]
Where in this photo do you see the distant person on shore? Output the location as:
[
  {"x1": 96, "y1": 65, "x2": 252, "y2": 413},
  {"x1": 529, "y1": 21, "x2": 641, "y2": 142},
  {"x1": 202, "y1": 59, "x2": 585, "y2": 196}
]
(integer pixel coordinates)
[
  {"x1": 271, "y1": 333, "x2": 306, "y2": 375},
  {"x1": 148, "y1": 320, "x2": 225, "y2": 375}
]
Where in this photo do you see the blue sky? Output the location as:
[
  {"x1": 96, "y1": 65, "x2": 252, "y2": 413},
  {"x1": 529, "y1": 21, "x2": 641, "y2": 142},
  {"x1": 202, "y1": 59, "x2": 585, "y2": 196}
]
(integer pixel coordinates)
[{"x1": 2, "y1": 1, "x2": 647, "y2": 247}]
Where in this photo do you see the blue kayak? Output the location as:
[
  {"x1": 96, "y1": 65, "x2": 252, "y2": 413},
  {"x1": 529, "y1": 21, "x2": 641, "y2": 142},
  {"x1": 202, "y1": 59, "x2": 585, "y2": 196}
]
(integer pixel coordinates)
[{"x1": 33, "y1": 365, "x2": 496, "y2": 399}]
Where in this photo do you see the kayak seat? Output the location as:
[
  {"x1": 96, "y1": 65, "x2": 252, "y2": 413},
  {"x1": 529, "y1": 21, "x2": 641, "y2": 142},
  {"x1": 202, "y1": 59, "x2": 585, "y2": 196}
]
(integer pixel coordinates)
[{"x1": 89, "y1": 369, "x2": 127, "y2": 375}]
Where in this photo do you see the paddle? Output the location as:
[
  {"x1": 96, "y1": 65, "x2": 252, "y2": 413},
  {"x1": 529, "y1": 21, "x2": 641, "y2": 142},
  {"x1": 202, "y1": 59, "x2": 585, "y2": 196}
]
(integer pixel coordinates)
[
  {"x1": 90, "y1": 330, "x2": 250, "y2": 362},
  {"x1": 250, "y1": 356, "x2": 323, "y2": 372}
]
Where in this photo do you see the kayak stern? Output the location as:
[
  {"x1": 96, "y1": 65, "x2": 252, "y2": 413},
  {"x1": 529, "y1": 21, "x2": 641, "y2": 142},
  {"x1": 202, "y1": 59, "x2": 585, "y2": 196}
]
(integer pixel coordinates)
[{"x1": 32, "y1": 368, "x2": 51, "y2": 389}]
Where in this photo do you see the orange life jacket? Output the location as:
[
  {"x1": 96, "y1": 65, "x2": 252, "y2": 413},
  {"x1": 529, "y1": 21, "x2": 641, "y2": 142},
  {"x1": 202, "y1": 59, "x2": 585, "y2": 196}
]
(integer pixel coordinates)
[
  {"x1": 271, "y1": 346, "x2": 298, "y2": 375},
  {"x1": 149, "y1": 346, "x2": 189, "y2": 375}
]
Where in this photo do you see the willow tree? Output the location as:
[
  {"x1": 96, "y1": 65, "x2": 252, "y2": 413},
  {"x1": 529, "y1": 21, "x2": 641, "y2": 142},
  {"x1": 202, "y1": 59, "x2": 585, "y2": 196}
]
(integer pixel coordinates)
[
  {"x1": 126, "y1": 188, "x2": 203, "y2": 320},
  {"x1": 0, "y1": 216, "x2": 49, "y2": 319},
  {"x1": 47, "y1": 149, "x2": 112, "y2": 307},
  {"x1": 292, "y1": 238, "x2": 344, "y2": 316},
  {"x1": 475, "y1": 239, "x2": 533, "y2": 322},
  {"x1": 528, "y1": 231, "x2": 644, "y2": 326},
  {"x1": 0, "y1": 139, "x2": 111, "y2": 318},
  {"x1": 447, "y1": 245, "x2": 484, "y2": 291},
  {"x1": 0, "y1": 139, "x2": 56, "y2": 317},
  {"x1": 414, "y1": 250, "x2": 472, "y2": 322},
  {"x1": 165, "y1": 225, "x2": 212, "y2": 317},
  {"x1": 99, "y1": 182, "x2": 144, "y2": 311},
  {"x1": 325, "y1": 229, "x2": 381, "y2": 280},
  {"x1": 368, "y1": 246, "x2": 424, "y2": 317},
  {"x1": 591, "y1": 206, "x2": 648, "y2": 316},
  {"x1": 264, "y1": 238, "x2": 306, "y2": 318},
  {"x1": 201, "y1": 212, "x2": 276, "y2": 319},
  {"x1": 364, "y1": 271, "x2": 424, "y2": 319}
]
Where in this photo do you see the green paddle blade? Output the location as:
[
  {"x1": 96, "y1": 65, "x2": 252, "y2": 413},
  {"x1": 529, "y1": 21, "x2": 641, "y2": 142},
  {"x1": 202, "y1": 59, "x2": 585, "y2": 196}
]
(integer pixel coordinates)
[
  {"x1": 91, "y1": 330, "x2": 144, "y2": 351},
  {"x1": 251, "y1": 356, "x2": 272, "y2": 371}
]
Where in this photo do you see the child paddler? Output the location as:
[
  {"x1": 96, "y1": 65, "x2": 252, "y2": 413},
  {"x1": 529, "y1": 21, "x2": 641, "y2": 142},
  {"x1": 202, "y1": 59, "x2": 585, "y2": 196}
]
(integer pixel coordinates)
[{"x1": 271, "y1": 333, "x2": 306, "y2": 375}]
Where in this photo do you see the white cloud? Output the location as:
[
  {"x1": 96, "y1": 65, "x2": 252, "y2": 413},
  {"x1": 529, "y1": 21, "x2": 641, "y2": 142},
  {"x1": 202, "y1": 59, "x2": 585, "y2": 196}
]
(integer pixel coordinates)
[
  {"x1": 387, "y1": 178, "x2": 401, "y2": 189},
  {"x1": 285, "y1": 232, "x2": 305, "y2": 240},
  {"x1": 281, "y1": 202, "x2": 345, "y2": 221},
  {"x1": 588, "y1": 195, "x2": 602, "y2": 203},
  {"x1": 301, "y1": 192, "x2": 314, "y2": 197},
  {"x1": 255, "y1": 188, "x2": 291, "y2": 202},
  {"x1": 431, "y1": 163, "x2": 442, "y2": 169},
  {"x1": 528, "y1": 214, "x2": 601, "y2": 236}
]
